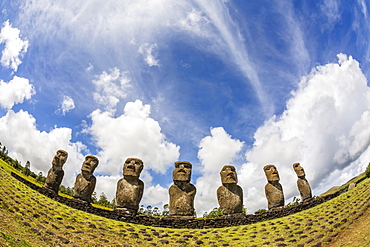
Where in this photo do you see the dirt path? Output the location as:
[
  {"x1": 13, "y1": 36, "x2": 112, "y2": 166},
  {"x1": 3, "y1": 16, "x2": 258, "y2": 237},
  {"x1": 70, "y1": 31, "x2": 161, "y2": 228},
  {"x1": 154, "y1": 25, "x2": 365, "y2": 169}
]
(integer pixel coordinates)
[{"x1": 328, "y1": 206, "x2": 370, "y2": 247}]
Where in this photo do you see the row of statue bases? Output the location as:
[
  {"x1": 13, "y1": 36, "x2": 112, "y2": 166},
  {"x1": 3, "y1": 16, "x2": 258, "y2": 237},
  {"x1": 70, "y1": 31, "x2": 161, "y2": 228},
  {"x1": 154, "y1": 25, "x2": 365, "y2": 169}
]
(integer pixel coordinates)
[{"x1": 44, "y1": 150, "x2": 312, "y2": 217}]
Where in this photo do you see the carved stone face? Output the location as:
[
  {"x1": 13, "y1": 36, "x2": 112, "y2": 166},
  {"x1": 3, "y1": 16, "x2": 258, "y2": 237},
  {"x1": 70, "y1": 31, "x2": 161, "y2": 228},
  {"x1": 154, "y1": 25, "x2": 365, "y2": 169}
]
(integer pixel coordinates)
[
  {"x1": 173, "y1": 161, "x2": 192, "y2": 182},
  {"x1": 293, "y1": 163, "x2": 305, "y2": 178},
  {"x1": 81, "y1": 155, "x2": 99, "y2": 174},
  {"x1": 123, "y1": 158, "x2": 143, "y2": 178},
  {"x1": 52, "y1": 150, "x2": 68, "y2": 168},
  {"x1": 264, "y1": 164, "x2": 280, "y2": 182},
  {"x1": 220, "y1": 165, "x2": 238, "y2": 184}
]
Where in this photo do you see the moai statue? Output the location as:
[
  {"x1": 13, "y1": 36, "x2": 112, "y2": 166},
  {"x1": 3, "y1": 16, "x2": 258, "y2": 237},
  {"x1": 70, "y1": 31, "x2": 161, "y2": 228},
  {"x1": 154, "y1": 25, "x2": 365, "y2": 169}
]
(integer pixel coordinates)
[
  {"x1": 168, "y1": 161, "x2": 196, "y2": 217},
  {"x1": 348, "y1": 182, "x2": 356, "y2": 190},
  {"x1": 293, "y1": 163, "x2": 312, "y2": 201},
  {"x1": 217, "y1": 165, "x2": 243, "y2": 215},
  {"x1": 115, "y1": 158, "x2": 144, "y2": 215},
  {"x1": 73, "y1": 155, "x2": 99, "y2": 203},
  {"x1": 44, "y1": 150, "x2": 68, "y2": 193},
  {"x1": 264, "y1": 164, "x2": 284, "y2": 210}
]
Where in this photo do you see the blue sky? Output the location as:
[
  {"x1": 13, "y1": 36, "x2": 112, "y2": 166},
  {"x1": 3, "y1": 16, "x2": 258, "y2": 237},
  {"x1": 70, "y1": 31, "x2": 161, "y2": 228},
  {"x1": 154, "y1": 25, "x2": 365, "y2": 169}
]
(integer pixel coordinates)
[{"x1": 1, "y1": 0, "x2": 370, "y2": 215}]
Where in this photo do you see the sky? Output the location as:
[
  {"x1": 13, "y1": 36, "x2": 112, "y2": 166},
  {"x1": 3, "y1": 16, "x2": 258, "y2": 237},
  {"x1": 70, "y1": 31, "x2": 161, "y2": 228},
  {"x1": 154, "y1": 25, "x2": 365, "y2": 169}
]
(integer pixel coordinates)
[{"x1": 0, "y1": 0, "x2": 370, "y2": 216}]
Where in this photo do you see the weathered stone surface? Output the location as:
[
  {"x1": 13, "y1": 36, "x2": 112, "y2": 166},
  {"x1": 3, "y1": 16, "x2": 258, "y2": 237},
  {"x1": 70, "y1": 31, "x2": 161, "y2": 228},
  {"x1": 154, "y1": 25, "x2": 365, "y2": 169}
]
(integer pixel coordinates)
[
  {"x1": 217, "y1": 165, "x2": 243, "y2": 215},
  {"x1": 73, "y1": 155, "x2": 99, "y2": 203},
  {"x1": 264, "y1": 165, "x2": 284, "y2": 210},
  {"x1": 169, "y1": 161, "x2": 196, "y2": 217},
  {"x1": 115, "y1": 158, "x2": 144, "y2": 215},
  {"x1": 293, "y1": 163, "x2": 312, "y2": 201},
  {"x1": 44, "y1": 150, "x2": 68, "y2": 193}
]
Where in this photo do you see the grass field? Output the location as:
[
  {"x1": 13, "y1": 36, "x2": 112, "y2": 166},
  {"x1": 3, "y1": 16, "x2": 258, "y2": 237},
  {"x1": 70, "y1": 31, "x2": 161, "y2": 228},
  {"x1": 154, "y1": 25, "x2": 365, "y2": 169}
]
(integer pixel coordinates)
[{"x1": 1, "y1": 159, "x2": 369, "y2": 246}]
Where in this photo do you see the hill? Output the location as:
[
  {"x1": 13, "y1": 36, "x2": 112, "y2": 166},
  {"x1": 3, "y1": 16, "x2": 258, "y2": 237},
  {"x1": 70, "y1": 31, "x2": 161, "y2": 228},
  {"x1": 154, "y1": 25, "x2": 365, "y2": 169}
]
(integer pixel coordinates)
[{"x1": 0, "y1": 159, "x2": 370, "y2": 246}]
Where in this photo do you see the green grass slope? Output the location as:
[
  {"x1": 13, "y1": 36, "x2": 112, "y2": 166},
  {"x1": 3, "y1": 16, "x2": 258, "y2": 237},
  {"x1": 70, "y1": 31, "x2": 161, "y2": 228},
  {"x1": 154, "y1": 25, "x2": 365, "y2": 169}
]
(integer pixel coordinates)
[{"x1": 1, "y1": 159, "x2": 370, "y2": 246}]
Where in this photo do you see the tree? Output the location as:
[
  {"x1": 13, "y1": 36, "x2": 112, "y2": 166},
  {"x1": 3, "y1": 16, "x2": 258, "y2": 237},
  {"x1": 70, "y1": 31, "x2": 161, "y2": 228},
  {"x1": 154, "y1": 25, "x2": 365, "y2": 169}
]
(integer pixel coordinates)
[
  {"x1": 98, "y1": 192, "x2": 111, "y2": 208},
  {"x1": 366, "y1": 162, "x2": 370, "y2": 178},
  {"x1": 145, "y1": 205, "x2": 153, "y2": 216},
  {"x1": 152, "y1": 207, "x2": 160, "y2": 216},
  {"x1": 162, "y1": 204, "x2": 169, "y2": 216},
  {"x1": 138, "y1": 205, "x2": 145, "y2": 215},
  {"x1": 36, "y1": 172, "x2": 44, "y2": 183},
  {"x1": 23, "y1": 161, "x2": 31, "y2": 176},
  {"x1": 242, "y1": 205, "x2": 247, "y2": 214},
  {"x1": 91, "y1": 192, "x2": 98, "y2": 204},
  {"x1": 203, "y1": 207, "x2": 222, "y2": 218}
]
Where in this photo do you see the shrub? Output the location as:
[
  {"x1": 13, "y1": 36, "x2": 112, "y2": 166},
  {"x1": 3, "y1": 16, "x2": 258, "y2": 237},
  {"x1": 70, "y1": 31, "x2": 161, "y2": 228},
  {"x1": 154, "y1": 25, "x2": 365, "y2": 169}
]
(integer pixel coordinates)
[{"x1": 254, "y1": 209, "x2": 267, "y2": 215}]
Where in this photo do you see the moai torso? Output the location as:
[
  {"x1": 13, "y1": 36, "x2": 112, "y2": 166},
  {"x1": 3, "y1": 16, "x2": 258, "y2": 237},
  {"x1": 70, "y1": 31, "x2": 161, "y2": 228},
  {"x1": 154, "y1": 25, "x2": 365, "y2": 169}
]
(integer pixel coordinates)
[
  {"x1": 265, "y1": 182, "x2": 284, "y2": 209},
  {"x1": 44, "y1": 168, "x2": 64, "y2": 193},
  {"x1": 217, "y1": 165, "x2": 243, "y2": 215},
  {"x1": 217, "y1": 184, "x2": 243, "y2": 215},
  {"x1": 168, "y1": 161, "x2": 196, "y2": 217},
  {"x1": 44, "y1": 150, "x2": 68, "y2": 193},
  {"x1": 264, "y1": 164, "x2": 285, "y2": 210},
  {"x1": 297, "y1": 178, "x2": 312, "y2": 201},
  {"x1": 293, "y1": 163, "x2": 312, "y2": 201},
  {"x1": 73, "y1": 155, "x2": 99, "y2": 203},
  {"x1": 169, "y1": 182, "x2": 196, "y2": 216},
  {"x1": 73, "y1": 173, "x2": 96, "y2": 203},
  {"x1": 115, "y1": 158, "x2": 144, "y2": 214},
  {"x1": 116, "y1": 178, "x2": 144, "y2": 211}
]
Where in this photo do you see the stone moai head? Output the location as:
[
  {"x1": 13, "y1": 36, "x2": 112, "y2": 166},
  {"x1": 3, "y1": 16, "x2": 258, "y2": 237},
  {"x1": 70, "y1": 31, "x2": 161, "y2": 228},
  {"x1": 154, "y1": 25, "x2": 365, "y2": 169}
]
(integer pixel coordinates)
[
  {"x1": 123, "y1": 158, "x2": 143, "y2": 178},
  {"x1": 220, "y1": 165, "x2": 238, "y2": 184},
  {"x1": 81, "y1": 155, "x2": 99, "y2": 175},
  {"x1": 173, "y1": 161, "x2": 192, "y2": 183},
  {"x1": 52, "y1": 150, "x2": 68, "y2": 168},
  {"x1": 264, "y1": 164, "x2": 280, "y2": 183},
  {"x1": 293, "y1": 163, "x2": 305, "y2": 178}
]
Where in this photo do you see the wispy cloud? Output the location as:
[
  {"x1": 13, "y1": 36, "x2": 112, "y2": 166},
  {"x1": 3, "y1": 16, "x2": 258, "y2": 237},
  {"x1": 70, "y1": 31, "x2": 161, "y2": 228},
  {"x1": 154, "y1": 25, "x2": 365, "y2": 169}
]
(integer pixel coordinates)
[
  {"x1": 17, "y1": 0, "x2": 276, "y2": 117},
  {"x1": 320, "y1": 0, "x2": 341, "y2": 24},
  {"x1": 138, "y1": 43, "x2": 160, "y2": 67}
]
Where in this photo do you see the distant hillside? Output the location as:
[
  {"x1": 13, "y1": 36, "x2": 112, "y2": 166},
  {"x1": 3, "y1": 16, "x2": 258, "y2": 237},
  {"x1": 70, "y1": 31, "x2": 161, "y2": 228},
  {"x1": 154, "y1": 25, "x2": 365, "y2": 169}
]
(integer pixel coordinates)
[{"x1": 320, "y1": 172, "x2": 367, "y2": 197}]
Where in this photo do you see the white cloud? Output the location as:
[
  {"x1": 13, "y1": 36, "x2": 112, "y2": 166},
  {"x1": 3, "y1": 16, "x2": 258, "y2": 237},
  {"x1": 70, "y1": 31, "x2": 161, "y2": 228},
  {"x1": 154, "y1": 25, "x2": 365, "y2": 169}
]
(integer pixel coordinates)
[
  {"x1": 92, "y1": 68, "x2": 131, "y2": 113},
  {"x1": 0, "y1": 76, "x2": 35, "y2": 109},
  {"x1": 0, "y1": 20, "x2": 29, "y2": 72},
  {"x1": 86, "y1": 100, "x2": 180, "y2": 176},
  {"x1": 0, "y1": 110, "x2": 86, "y2": 187},
  {"x1": 240, "y1": 54, "x2": 370, "y2": 213},
  {"x1": 57, "y1": 95, "x2": 75, "y2": 115},
  {"x1": 195, "y1": 127, "x2": 243, "y2": 216},
  {"x1": 138, "y1": 43, "x2": 160, "y2": 67},
  {"x1": 197, "y1": 127, "x2": 244, "y2": 173},
  {"x1": 84, "y1": 100, "x2": 180, "y2": 203}
]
